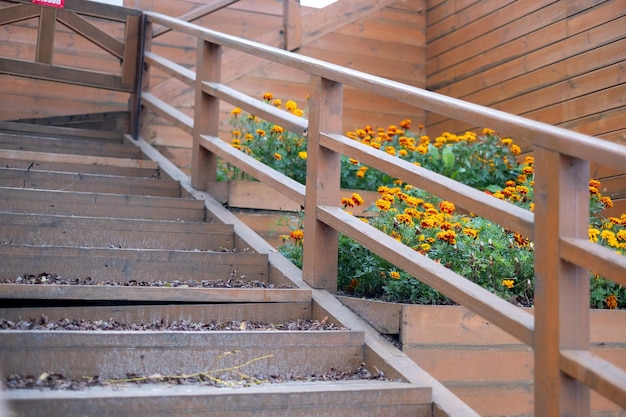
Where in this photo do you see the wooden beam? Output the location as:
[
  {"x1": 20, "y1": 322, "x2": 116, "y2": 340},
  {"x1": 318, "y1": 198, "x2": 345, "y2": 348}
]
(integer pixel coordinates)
[
  {"x1": 560, "y1": 349, "x2": 626, "y2": 410},
  {"x1": 0, "y1": 57, "x2": 131, "y2": 91},
  {"x1": 57, "y1": 9, "x2": 125, "y2": 58},
  {"x1": 283, "y1": 0, "x2": 301, "y2": 51},
  {"x1": 0, "y1": 3, "x2": 39, "y2": 25},
  {"x1": 152, "y1": 0, "x2": 238, "y2": 38}
]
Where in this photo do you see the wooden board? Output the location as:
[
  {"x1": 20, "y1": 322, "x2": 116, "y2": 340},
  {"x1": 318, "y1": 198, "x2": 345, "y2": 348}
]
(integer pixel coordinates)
[
  {"x1": 0, "y1": 212, "x2": 234, "y2": 251},
  {"x1": 0, "y1": 167, "x2": 181, "y2": 197},
  {"x1": 0, "y1": 284, "x2": 307, "y2": 303},
  {"x1": 0, "y1": 244, "x2": 269, "y2": 282},
  {"x1": 0, "y1": 330, "x2": 364, "y2": 378},
  {"x1": 0, "y1": 302, "x2": 312, "y2": 323},
  {"x1": 0, "y1": 187, "x2": 206, "y2": 221},
  {"x1": 4, "y1": 381, "x2": 431, "y2": 417}
]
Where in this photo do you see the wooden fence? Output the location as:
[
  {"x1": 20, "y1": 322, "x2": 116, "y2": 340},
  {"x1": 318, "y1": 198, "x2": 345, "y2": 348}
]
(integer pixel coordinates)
[{"x1": 140, "y1": 11, "x2": 626, "y2": 417}]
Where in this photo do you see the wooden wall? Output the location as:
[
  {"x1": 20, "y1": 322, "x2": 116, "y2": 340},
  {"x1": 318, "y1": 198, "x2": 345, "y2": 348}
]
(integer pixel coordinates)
[
  {"x1": 424, "y1": 0, "x2": 626, "y2": 212},
  {"x1": 138, "y1": 0, "x2": 427, "y2": 172}
]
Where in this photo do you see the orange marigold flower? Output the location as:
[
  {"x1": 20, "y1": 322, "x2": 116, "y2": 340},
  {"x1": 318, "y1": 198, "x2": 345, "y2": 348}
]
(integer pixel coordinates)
[
  {"x1": 298, "y1": 151, "x2": 307, "y2": 160},
  {"x1": 256, "y1": 129, "x2": 266, "y2": 137},
  {"x1": 502, "y1": 279, "x2": 514, "y2": 289},
  {"x1": 589, "y1": 179, "x2": 601, "y2": 189},
  {"x1": 262, "y1": 92, "x2": 273, "y2": 101},
  {"x1": 271, "y1": 125, "x2": 284, "y2": 134},
  {"x1": 356, "y1": 170, "x2": 365, "y2": 178},
  {"x1": 400, "y1": 119, "x2": 411, "y2": 129},
  {"x1": 600, "y1": 195, "x2": 613, "y2": 209},
  {"x1": 341, "y1": 197, "x2": 354, "y2": 208},
  {"x1": 272, "y1": 98, "x2": 282, "y2": 107},
  {"x1": 396, "y1": 213, "x2": 414, "y2": 225},
  {"x1": 375, "y1": 199, "x2": 391, "y2": 211},
  {"x1": 439, "y1": 201, "x2": 455, "y2": 215},
  {"x1": 385, "y1": 146, "x2": 396, "y2": 156},
  {"x1": 389, "y1": 271, "x2": 401, "y2": 280},
  {"x1": 589, "y1": 228, "x2": 600, "y2": 243},
  {"x1": 463, "y1": 228, "x2": 478, "y2": 239},
  {"x1": 436, "y1": 230, "x2": 457, "y2": 245},
  {"x1": 511, "y1": 144, "x2": 521, "y2": 155},
  {"x1": 351, "y1": 193, "x2": 364, "y2": 206},
  {"x1": 522, "y1": 166, "x2": 534, "y2": 175},
  {"x1": 231, "y1": 107, "x2": 242, "y2": 116},
  {"x1": 482, "y1": 128, "x2": 495, "y2": 135},
  {"x1": 289, "y1": 229, "x2": 304, "y2": 241},
  {"x1": 273, "y1": 153, "x2": 282, "y2": 160},
  {"x1": 606, "y1": 294, "x2": 618, "y2": 310},
  {"x1": 285, "y1": 100, "x2": 298, "y2": 111}
]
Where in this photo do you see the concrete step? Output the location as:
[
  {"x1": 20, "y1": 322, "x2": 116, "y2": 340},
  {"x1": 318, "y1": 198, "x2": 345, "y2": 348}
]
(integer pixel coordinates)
[{"x1": 0, "y1": 167, "x2": 181, "y2": 197}]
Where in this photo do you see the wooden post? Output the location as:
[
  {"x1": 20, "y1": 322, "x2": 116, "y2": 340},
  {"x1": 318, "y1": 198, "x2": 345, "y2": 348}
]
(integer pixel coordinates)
[
  {"x1": 283, "y1": 0, "x2": 301, "y2": 51},
  {"x1": 302, "y1": 76, "x2": 343, "y2": 292},
  {"x1": 534, "y1": 146, "x2": 590, "y2": 416},
  {"x1": 129, "y1": 13, "x2": 145, "y2": 140},
  {"x1": 36, "y1": 7, "x2": 56, "y2": 64},
  {"x1": 137, "y1": 17, "x2": 152, "y2": 142},
  {"x1": 191, "y1": 39, "x2": 221, "y2": 190}
]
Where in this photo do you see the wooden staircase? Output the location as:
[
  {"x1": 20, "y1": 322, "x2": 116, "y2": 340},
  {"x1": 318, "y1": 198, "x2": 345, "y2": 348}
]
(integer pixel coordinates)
[{"x1": 0, "y1": 125, "x2": 436, "y2": 416}]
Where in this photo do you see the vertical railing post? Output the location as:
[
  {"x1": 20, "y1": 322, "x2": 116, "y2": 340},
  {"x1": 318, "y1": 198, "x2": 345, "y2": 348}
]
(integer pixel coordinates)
[
  {"x1": 534, "y1": 146, "x2": 590, "y2": 416},
  {"x1": 130, "y1": 13, "x2": 146, "y2": 140},
  {"x1": 137, "y1": 16, "x2": 152, "y2": 141},
  {"x1": 302, "y1": 76, "x2": 343, "y2": 292},
  {"x1": 283, "y1": 0, "x2": 301, "y2": 51},
  {"x1": 191, "y1": 38, "x2": 221, "y2": 190}
]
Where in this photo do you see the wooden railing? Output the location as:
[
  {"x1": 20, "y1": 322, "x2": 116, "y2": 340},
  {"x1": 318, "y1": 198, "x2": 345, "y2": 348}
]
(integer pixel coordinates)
[
  {"x1": 0, "y1": 0, "x2": 142, "y2": 91},
  {"x1": 139, "y1": 12, "x2": 626, "y2": 416}
]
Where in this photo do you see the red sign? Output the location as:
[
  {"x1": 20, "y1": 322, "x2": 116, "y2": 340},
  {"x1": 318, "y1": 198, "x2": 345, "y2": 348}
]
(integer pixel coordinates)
[{"x1": 32, "y1": 0, "x2": 65, "y2": 8}]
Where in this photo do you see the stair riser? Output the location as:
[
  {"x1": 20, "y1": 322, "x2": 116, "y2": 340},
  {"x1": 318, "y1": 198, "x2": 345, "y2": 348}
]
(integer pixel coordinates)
[
  {"x1": 0, "y1": 331, "x2": 364, "y2": 379},
  {"x1": 5, "y1": 383, "x2": 431, "y2": 417},
  {"x1": 0, "y1": 135, "x2": 143, "y2": 159},
  {"x1": 0, "y1": 214, "x2": 234, "y2": 251},
  {"x1": 0, "y1": 188, "x2": 206, "y2": 221},
  {"x1": 0, "y1": 246, "x2": 269, "y2": 282},
  {"x1": 0, "y1": 303, "x2": 312, "y2": 324},
  {"x1": 0, "y1": 168, "x2": 180, "y2": 197},
  {"x1": 0, "y1": 158, "x2": 159, "y2": 177}
]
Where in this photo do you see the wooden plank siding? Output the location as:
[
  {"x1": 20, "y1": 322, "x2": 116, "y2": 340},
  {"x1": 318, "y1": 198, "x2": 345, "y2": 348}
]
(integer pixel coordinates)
[
  {"x1": 134, "y1": 0, "x2": 425, "y2": 174},
  {"x1": 424, "y1": 0, "x2": 626, "y2": 207}
]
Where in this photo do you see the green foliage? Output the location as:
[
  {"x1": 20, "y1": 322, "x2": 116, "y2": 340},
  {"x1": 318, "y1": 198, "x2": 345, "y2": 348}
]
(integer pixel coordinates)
[{"x1": 226, "y1": 95, "x2": 625, "y2": 309}]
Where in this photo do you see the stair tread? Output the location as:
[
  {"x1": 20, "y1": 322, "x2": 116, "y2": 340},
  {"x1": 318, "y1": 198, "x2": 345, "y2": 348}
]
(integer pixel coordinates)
[
  {"x1": 0, "y1": 167, "x2": 180, "y2": 197},
  {"x1": 0, "y1": 148, "x2": 159, "y2": 176},
  {"x1": 5, "y1": 381, "x2": 432, "y2": 417},
  {"x1": 0, "y1": 244, "x2": 269, "y2": 282},
  {"x1": 0, "y1": 187, "x2": 206, "y2": 221},
  {"x1": 0, "y1": 133, "x2": 143, "y2": 159}
]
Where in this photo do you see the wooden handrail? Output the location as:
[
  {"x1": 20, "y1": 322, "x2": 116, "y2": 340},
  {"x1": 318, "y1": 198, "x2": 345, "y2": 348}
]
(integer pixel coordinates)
[{"x1": 140, "y1": 11, "x2": 626, "y2": 417}]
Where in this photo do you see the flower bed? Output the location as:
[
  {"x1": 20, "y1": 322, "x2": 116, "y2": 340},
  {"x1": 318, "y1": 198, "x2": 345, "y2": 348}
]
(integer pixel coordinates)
[{"x1": 223, "y1": 94, "x2": 625, "y2": 309}]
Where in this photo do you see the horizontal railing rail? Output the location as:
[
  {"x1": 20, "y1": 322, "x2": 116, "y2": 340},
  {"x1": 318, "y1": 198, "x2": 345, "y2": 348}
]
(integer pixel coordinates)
[{"x1": 140, "y1": 11, "x2": 626, "y2": 417}]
